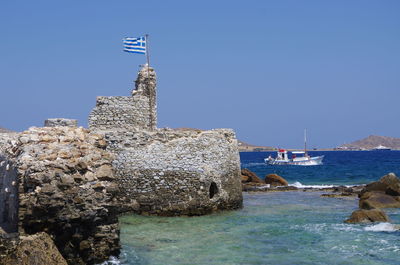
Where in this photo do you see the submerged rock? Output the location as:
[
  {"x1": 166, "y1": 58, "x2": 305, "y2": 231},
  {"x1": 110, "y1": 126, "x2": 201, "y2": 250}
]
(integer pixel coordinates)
[
  {"x1": 345, "y1": 209, "x2": 390, "y2": 223},
  {"x1": 321, "y1": 192, "x2": 356, "y2": 198},
  {"x1": 264, "y1": 174, "x2": 288, "y2": 186}
]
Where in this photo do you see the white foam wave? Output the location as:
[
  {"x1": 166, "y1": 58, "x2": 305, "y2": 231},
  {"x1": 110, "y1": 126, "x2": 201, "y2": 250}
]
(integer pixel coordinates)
[
  {"x1": 364, "y1": 223, "x2": 400, "y2": 232},
  {"x1": 290, "y1": 181, "x2": 335, "y2": 189},
  {"x1": 289, "y1": 181, "x2": 360, "y2": 189},
  {"x1": 98, "y1": 256, "x2": 121, "y2": 265}
]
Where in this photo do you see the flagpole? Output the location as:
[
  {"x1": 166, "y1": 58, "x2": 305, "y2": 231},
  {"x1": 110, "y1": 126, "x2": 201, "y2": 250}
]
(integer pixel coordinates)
[
  {"x1": 145, "y1": 34, "x2": 150, "y2": 68},
  {"x1": 145, "y1": 34, "x2": 154, "y2": 131}
]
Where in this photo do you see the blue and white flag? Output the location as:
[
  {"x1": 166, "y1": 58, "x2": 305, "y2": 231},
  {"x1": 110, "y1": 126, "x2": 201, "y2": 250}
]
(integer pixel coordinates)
[{"x1": 123, "y1": 37, "x2": 146, "y2": 54}]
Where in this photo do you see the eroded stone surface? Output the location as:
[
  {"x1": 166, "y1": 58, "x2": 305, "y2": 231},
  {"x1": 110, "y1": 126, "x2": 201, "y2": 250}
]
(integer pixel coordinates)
[
  {"x1": 1, "y1": 232, "x2": 67, "y2": 265},
  {"x1": 106, "y1": 128, "x2": 243, "y2": 215},
  {"x1": 7, "y1": 127, "x2": 120, "y2": 265},
  {"x1": 89, "y1": 64, "x2": 243, "y2": 215},
  {"x1": 44, "y1": 118, "x2": 78, "y2": 127}
]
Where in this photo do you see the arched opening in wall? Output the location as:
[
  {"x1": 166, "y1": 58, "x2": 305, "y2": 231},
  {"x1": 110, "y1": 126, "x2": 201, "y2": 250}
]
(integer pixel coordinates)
[{"x1": 209, "y1": 182, "x2": 218, "y2": 199}]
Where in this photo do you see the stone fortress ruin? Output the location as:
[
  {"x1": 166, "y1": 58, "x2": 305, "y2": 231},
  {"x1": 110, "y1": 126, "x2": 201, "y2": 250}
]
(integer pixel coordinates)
[
  {"x1": 89, "y1": 65, "x2": 243, "y2": 215},
  {"x1": 0, "y1": 65, "x2": 243, "y2": 264}
]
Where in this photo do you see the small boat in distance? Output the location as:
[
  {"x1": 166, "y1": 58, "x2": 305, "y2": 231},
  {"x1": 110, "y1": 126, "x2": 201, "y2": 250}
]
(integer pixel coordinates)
[
  {"x1": 372, "y1": 145, "x2": 391, "y2": 151},
  {"x1": 264, "y1": 129, "x2": 324, "y2": 166}
]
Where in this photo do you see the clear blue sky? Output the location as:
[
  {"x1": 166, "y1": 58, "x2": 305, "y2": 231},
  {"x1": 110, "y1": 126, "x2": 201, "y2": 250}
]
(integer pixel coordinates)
[{"x1": 1, "y1": 0, "x2": 399, "y2": 148}]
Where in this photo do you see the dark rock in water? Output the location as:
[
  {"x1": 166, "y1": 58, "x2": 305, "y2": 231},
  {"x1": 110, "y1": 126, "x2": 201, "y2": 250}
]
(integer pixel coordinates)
[
  {"x1": 359, "y1": 191, "x2": 400, "y2": 209},
  {"x1": 275, "y1": 186, "x2": 298, "y2": 191},
  {"x1": 359, "y1": 173, "x2": 400, "y2": 197},
  {"x1": 241, "y1": 168, "x2": 263, "y2": 183},
  {"x1": 345, "y1": 209, "x2": 390, "y2": 223},
  {"x1": 379, "y1": 173, "x2": 400, "y2": 187},
  {"x1": 333, "y1": 186, "x2": 348, "y2": 193},
  {"x1": 386, "y1": 183, "x2": 400, "y2": 196},
  {"x1": 358, "y1": 174, "x2": 400, "y2": 209},
  {"x1": 264, "y1": 174, "x2": 288, "y2": 186},
  {"x1": 321, "y1": 192, "x2": 356, "y2": 198},
  {"x1": 379, "y1": 173, "x2": 400, "y2": 196},
  {"x1": 2, "y1": 232, "x2": 67, "y2": 265},
  {"x1": 241, "y1": 174, "x2": 250, "y2": 182},
  {"x1": 323, "y1": 185, "x2": 365, "y2": 198},
  {"x1": 360, "y1": 181, "x2": 388, "y2": 196},
  {"x1": 345, "y1": 173, "x2": 400, "y2": 225}
]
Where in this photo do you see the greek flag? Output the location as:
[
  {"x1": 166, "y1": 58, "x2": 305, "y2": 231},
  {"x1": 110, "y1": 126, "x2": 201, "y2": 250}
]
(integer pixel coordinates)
[{"x1": 123, "y1": 37, "x2": 146, "y2": 54}]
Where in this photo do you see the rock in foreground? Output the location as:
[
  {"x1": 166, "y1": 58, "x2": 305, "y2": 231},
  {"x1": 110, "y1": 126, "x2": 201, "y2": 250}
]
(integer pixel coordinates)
[
  {"x1": 2, "y1": 232, "x2": 67, "y2": 265},
  {"x1": 345, "y1": 209, "x2": 390, "y2": 223},
  {"x1": 8, "y1": 127, "x2": 120, "y2": 264},
  {"x1": 344, "y1": 173, "x2": 400, "y2": 224}
]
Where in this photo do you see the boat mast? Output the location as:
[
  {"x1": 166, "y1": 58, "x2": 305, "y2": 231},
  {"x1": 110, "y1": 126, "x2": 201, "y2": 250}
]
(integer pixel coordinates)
[{"x1": 304, "y1": 129, "x2": 308, "y2": 156}]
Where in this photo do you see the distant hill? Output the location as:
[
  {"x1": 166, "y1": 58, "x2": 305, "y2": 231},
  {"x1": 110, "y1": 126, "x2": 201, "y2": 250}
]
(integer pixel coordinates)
[
  {"x1": 0, "y1": 127, "x2": 13, "y2": 133},
  {"x1": 339, "y1": 135, "x2": 400, "y2": 150},
  {"x1": 237, "y1": 140, "x2": 275, "y2": 152}
]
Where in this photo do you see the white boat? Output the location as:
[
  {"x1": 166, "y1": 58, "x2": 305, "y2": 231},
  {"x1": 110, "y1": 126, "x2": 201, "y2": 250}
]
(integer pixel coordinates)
[
  {"x1": 264, "y1": 129, "x2": 324, "y2": 166},
  {"x1": 265, "y1": 149, "x2": 324, "y2": 166},
  {"x1": 373, "y1": 145, "x2": 391, "y2": 151}
]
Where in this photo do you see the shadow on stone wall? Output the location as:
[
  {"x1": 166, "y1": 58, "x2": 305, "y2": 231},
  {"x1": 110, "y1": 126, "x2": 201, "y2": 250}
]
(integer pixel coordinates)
[{"x1": 0, "y1": 156, "x2": 18, "y2": 234}]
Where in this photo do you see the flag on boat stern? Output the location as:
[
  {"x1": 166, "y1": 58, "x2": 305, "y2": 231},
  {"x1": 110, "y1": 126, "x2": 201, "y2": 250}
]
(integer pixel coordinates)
[{"x1": 123, "y1": 37, "x2": 146, "y2": 54}]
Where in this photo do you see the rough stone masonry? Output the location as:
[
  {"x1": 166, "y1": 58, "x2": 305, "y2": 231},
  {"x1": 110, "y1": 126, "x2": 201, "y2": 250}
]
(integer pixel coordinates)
[
  {"x1": 89, "y1": 65, "x2": 243, "y2": 215},
  {"x1": 3, "y1": 127, "x2": 120, "y2": 265}
]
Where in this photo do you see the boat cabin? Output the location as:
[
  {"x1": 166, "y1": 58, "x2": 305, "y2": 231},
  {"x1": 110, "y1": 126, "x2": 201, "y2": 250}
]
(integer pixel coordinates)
[{"x1": 277, "y1": 149, "x2": 288, "y2": 161}]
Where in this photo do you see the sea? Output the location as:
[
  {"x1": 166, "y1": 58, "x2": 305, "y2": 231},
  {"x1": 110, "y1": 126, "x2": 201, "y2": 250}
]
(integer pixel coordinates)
[{"x1": 105, "y1": 151, "x2": 400, "y2": 265}]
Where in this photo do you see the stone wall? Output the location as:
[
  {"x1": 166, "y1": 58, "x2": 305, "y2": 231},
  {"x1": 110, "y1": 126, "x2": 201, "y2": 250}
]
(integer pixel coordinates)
[
  {"x1": 89, "y1": 65, "x2": 157, "y2": 131},
  {"x1": 6, "y1": 127, "x2": 120, "y2": 265},
  {"x1": 88, "y1": 96, "x2": 151, "y2": 131},
  {"x1": 44, "y1": 118, "x2": 77, "y2": 127},
  {"x1": 105, "y1": 128, "x2": 243, "y2": 215},
  {"x1": 88, "y1": 64, "x2": 243, "y2": 216},
  {"x1": 0, "y1": 132, "x2": 17, "y2": 155}
]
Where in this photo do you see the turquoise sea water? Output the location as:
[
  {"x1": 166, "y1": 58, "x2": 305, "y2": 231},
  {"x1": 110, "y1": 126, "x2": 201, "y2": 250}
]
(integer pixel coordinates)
[{"x1": 110, "y1": 151, "x2": 400, "y2": 265}]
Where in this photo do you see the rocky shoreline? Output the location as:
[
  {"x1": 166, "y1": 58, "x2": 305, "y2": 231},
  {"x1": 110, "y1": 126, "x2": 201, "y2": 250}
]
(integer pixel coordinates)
[
  {"x1": 241, "y1": 168, "x2": 365, "y2": 194},
  {"x1": 241, "y1": 168, "x2": 400, "y2": 228}
]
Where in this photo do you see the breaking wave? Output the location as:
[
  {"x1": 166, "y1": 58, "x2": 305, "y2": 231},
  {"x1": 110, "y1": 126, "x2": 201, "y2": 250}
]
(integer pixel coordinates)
[
  {"x1": 290, "y1": 181, "x2": 335, "y2": 189},
  {"x1": 98, "y1": 256, "x2": 121, "y2": 265},
  {"x1": 289, "y1": 181, "x2": 360, "y2": 189},
  {"x1": 364, "y1": 223, "x2": 400, "y2": 232}
]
